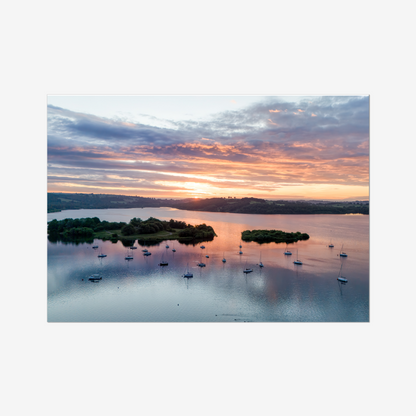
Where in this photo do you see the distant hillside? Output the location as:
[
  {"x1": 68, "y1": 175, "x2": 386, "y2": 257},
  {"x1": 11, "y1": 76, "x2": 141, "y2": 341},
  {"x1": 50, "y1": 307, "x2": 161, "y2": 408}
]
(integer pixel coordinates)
[
  {"x1": 169, "y1": 197, "x2": 369, "y2": 215},
  {"x1": 47, "y1": 193, "x2": 170, "y2": 213},
  {"x1": 48, "y1": 193, "x2": 369, "y2": 215}
]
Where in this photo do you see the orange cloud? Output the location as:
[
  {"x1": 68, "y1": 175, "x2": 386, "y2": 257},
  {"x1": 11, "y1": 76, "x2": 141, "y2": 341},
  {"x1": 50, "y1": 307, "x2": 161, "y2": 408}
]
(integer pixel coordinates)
[
  {"x1": 311, "y1": 113, "x2": 317, "y2": 117},
  {"x1": 298, "y1": 109, "x2": 304, "y2": 112},
  {"x1": 269, "y1": 109, "x2": 281, "y2": 113},
  {"x1": 268, "y1": 119, "x2": 278, "y2": 126}
]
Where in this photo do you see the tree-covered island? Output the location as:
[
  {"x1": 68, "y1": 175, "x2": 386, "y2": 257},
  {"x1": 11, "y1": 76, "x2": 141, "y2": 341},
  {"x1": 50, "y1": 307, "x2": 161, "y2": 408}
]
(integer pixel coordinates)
[
  {"x1": 241, "y1": 229, "x2": 310, "y2": 244},
  {"x1": 47, "y1": 216, "x2": 217, "y2": 244}
]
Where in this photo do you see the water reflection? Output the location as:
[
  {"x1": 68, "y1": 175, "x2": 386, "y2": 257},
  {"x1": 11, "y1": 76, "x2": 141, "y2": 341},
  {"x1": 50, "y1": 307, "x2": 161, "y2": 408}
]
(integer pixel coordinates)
[{"x1": 48, "y1": 208, "x2": 369, "y2": 322}]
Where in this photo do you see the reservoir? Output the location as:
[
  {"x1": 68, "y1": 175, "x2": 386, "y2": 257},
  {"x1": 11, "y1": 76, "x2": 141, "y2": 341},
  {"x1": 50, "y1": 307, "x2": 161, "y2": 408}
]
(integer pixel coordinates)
[{"x1": 47, "y1": 207, "x2": 369, "y2": 322}]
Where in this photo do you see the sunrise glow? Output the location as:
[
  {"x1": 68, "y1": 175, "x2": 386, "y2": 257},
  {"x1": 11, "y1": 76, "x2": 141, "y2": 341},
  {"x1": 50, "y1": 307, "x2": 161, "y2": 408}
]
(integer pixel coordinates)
[{"x1": 47, "y1": 96, "x2": 369, "y2": 200}]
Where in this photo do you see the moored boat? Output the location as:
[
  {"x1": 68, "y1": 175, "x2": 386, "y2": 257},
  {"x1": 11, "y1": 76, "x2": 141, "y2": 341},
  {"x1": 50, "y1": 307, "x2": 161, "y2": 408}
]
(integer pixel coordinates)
[
  {"x1": 337, "y1": 263, "x2": 348, "y2": 283},
  {"x1": 339, "y1": 244, "x2": 348, "y2": 257},
  {"x1": 88, "y1": 274, "x2": 102, "y2": 281},
  {"x1": 183, "y1": 263, "x2": 193, "y2": 278},
  {"x1": 293, "y1": 249, "x2": 302, "y2": 265}
]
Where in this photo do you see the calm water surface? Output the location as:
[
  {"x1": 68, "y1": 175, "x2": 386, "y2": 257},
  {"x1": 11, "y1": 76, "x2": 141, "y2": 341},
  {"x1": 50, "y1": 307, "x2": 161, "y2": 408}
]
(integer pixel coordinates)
[{"x1": 47, "y1": 207, "x2": 369, "y2": 322}]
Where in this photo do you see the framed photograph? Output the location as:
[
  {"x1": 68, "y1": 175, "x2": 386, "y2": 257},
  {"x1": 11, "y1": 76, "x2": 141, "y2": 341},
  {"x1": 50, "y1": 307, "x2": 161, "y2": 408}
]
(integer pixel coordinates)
[{"x1": 47, "y1": 95, "x2": 369, "y2": 322}]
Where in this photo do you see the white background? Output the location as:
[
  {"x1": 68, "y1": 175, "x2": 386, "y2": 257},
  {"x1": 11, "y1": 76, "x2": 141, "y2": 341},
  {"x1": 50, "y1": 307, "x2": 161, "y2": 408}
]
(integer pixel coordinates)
[{"x1": 1, "y1": 1, "x2": 414, "y2": 415}]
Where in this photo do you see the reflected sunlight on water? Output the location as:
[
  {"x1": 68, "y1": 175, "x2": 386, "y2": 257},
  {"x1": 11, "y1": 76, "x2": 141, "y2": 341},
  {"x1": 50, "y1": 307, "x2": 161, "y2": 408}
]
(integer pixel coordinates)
[{"x1": 48, "y1": 208, "x2": 369, "y2": 322}]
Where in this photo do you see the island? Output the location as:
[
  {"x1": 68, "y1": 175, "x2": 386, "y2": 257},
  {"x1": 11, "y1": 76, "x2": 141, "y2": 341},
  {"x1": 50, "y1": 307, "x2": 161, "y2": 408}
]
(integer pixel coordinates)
[
  {"x1": 47, "y1": 216, "x2": 217, "y2": 245},
  {"x1": 48, "y1": 193, "x2": 369, "y2": 215},
  {"x1": 241, "y1": 229, "x2": 310, "y2": 244}
]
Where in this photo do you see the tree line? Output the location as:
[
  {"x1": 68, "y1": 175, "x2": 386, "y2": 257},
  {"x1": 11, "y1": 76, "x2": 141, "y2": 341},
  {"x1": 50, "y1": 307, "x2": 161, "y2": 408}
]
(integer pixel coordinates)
[
  {"x1": 48, "y1": 193, "x2": 369, "y2": 215},
  {"x1": 47, "y1": 216, "x2": 217, "y2": 241},
  {"x1": 242, "y1": 229, "x2": 310, "y2": 244}
]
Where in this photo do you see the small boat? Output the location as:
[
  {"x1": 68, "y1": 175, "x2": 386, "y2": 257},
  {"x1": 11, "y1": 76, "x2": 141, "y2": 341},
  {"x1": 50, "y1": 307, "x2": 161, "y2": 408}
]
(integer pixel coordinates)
[
  {"x1": 222, "y1": 252, "x2": 226, "y2": 263},
  {"x1": 284, "y1": 245, "x2": 292, "y2": 255},
  {"x1": 183, "y1": 263, "x2": 193, "y2": 278},
  {"x1": 293, "y1": 249, "x2": 302, "y2": 265},
  {"x1": 159, "y1": 254, "x2": 168, "y2": 266},
  {"x1": 165, "y1": 244, "x2": 169, "y2": 248},
  {"x1": 339, "y1": 244, "x2": 348, "y2": 257},
  {"x1": 144, "y1": 252, "x2": 152, "y2": 256},
  {"x1": 88, "y1": 274, "x2": 102, "y2": 281},
  {"x1": 329, "y1": 230, "x2": 334, "y2": 247},
  {"x1": 98, "y1": 252, "x2": 107, "y2": 258},
  {"x1": 197, "y1": 253, "x2": 206, "y2": 267},
  {"x1": 172, "y1": 243, "x2": 176, "y2": 252},
  {"x1": 92, "y1": 245, "x2": 99, "y2": 249},
  {"x1": 239, "y1": 241, "x2": 242, "y2": 248},
  {"x1": 130, "y1": 246, "x2": 137, "y2": 250},
  {"x1": 205, "y1": 252, "x2": 209, "y2": 258},
  {"x1": 337, "y1": 263, "x2": 348, "y2": 283},
  {"x1": 258, "y1": 252, "x2": 264, "y2": 268},
  {"x1": 125, "y1": 251, "x2": 134, "y2": 260},
  {"x1": 243, "y1": 262, "x2": 253, "y2": 273},
  {"x1": 200, "y1": 245, "x2": 205, "y2": 249},
  {"x1": 142, "y1": 248, "x2": 148, "y2": 252}
]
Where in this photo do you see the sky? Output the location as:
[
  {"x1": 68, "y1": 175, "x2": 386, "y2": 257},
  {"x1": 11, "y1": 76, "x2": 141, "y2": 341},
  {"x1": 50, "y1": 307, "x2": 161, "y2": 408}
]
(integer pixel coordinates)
[{"x1": 47, "y1": 95, "x2": 369, "y2": 200}]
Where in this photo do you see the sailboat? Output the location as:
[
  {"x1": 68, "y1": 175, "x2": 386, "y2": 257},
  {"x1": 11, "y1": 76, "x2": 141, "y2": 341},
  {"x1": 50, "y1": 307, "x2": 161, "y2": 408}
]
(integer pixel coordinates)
[
  {"x1": 243, "y1": 261, "x2": 253, "y2": 273},
  {"x1": 293, "y1": 249, "x2": 302, "y2": 265},
  {"x1": 284, "y1": 245, "x2": 292, "y2": 255},
  {"x1": 258, "y1": 252, "x2": 264, "y2": 268},
  {"x1": 197, "y1": 252, "x2": 206, "y2": 267},
  {"x1": 328, "y1": 230, "x2": 334, "y2": 248},
  {"x1": 130, "y1": 245, "x2": 137, "y2": 250},
  {"x1": 183, "y1": 263, "x2": 193, "y2": 278},
  {"x1": 222, "y1": 252, "x2": 226, "y2": 263},
  {"x1": 159, "y1": 253, "x2": 168, "y2": 266},
  {"x1": 125, "y1": 250, "x2": 133, "y2": 260},
  {"x1": 172, "y1": 242, "x2": 176, "y2": 252},
  {"x1": 98, "y1": 251, "x2": 107, "y2": 258},
  {"x1": 165, "y1": 244, "x2": 169, "y2": 249},
  {"x1": 337, "y1": 263, "x2": 348, "y2": 283},
  {"x1": 200, "y1": 245, "x2": 205, "y2": 249},
  {"x1": 339, "y1": 244, "x2": 348, "y2": 257},
  {"x1": 142, "y1": 248, "x2": 148, "y2": 252},
  {"x1": 143, "y1": 251, "x2": 152, "y2": 256},
  {"x1": 92, "y1": 245, "x2": 98, "y2": 249},
  {"x1": 205, "y1": 249, "x2": 209, "y2": 258}
]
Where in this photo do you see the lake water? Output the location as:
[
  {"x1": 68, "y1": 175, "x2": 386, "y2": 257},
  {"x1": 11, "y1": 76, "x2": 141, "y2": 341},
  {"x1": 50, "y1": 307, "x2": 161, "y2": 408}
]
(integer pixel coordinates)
[{"x1": 47, "y1": 207, "x2": 369, "y2": 322}]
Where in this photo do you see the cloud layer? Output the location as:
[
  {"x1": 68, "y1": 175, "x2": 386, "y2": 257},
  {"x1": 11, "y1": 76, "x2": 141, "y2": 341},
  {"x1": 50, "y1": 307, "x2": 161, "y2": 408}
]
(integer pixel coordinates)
[{"x1": 47, "y1": 96, "x2": 369, "y2": 199}]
